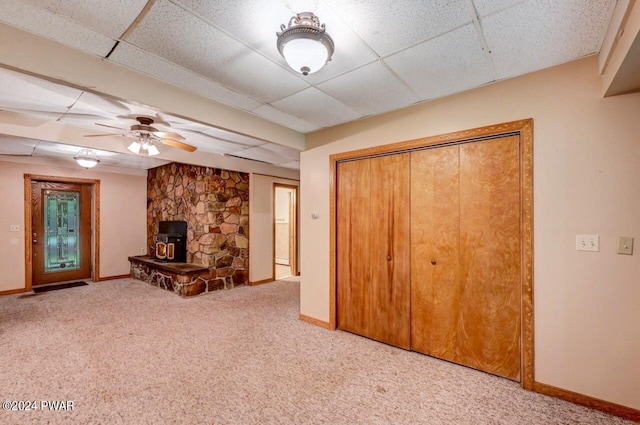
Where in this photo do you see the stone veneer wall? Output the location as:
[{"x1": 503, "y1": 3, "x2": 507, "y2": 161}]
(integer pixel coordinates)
[{"x1": 147, "y1": 163, "x2": 249, "y2": 285}]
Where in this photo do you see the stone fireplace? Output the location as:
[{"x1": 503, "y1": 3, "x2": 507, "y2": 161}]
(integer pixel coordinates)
[{"x1": 146, "y1": 163, "x2": 249, "y2": 288}]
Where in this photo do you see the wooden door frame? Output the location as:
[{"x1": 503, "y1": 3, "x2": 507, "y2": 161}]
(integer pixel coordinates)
[
  {"x1": 272, "y1": 183, "x2": 299, "y2": 278},
  {"x1": 24, "y1": 174, "x2": 101, "y2": 291},
  {"x1": 329, "y1": 119, "x2": 534, "y2": 390}
]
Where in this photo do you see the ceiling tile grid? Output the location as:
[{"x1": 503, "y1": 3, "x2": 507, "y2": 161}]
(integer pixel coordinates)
[
  {"x1": 322, "y1": 0, "x2": 473, "y2": 57},
  {"x1": 251, "y1": 104, "x2": 321, "y2": 134},
  {"x1": 472, "y1": 0, "x2": 527, "y2": 18},
  {"x1": 124, "y1": 0, "x2": 310, "y2": 103},
  {"x1": 21, "y1": 0, "x2": 148, "y2": 39},
  {"x1": 480, "y1": 0, "x2": 617, "y2": 80},
  {"x1": 318, "y1": 61, "x2": 420, "y2": 117},
  {"x1": 108, "y1": 42, "x2": 263, "y2": 112},
  {"x1": 0, "y1": 0, "x2": 623, "y2": 157},
  {"x1": 384, "y1": 23, "x2": 495, "y2": 101},
  {"x1": 0, "y1": 0, "x2": 116, "y2": 56},
  {"x1": 172, "y1": 0, "x2": 296, "y2": 64},
  {"x1": 271, "y1": 87, "x2": 361, "y2": 128}
]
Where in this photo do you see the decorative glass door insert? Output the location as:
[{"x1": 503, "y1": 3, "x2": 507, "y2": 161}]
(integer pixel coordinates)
[
  {"x1": 44, "y1": 190, "x2": 81, "y2": 273},
  {"x1": 31, "y1": 181, "x2": 92, "y2": 286}
]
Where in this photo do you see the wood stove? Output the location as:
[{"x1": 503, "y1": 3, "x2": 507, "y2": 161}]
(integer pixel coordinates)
[{"x1": 154, "y1": 221, "x2": 187, "y2": 262}]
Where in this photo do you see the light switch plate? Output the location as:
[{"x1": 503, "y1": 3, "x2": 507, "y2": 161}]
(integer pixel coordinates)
[
  {"x1": 10, "y1": 225, "x2": 19, "y2": 232},
  {"x1": 617, "y1": 236, "x2": 633, "y2": 255},
  {"x1": 576, "y1": 235, "x2": 599, "y2": 252}
]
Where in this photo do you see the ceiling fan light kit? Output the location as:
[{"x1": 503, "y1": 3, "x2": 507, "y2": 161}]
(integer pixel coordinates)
[
  {"x1": 277, "y1": 12, "x2": 334, "y2": 76},
  {"x1": 74, "y1": 148, "x2": 100, "y2": 169},
  {"x1": 127, "y1": 132, "x2": 160, "y2": 156},
  {"x1": 85, "y1": 116, "x2": 196, "y2": 155}
]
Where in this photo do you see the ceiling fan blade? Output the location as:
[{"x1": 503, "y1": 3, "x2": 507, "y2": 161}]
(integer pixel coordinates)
[
  {"x1": 153, "y1": 131, "x2": 185, "y2": 141},
  {"x1": 84, "y1": 133, "x2": 125, "y2": 137},
  {"x1": 161, "y1": 138, "x2": 197, "y2": 152},
  {"x1": 95, "y1": 123, "x2": 128, "y2": 131}
]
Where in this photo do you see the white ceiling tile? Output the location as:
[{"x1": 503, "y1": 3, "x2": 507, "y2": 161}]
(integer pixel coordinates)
[
  {"x1": 472, "y1": 0, "x2": 527, "y2": 17},
  {"x1": 215, "y1": 52, "x2": 311, "y2": 103},
  {"x1": 0, "y1": 67, "x2": 81, "y2": 115},
  {"x1": 108, "y1": 43, "x2": 262, "y2": 111},
  {"x1": 227, "y1": 146, "x2": 291, "y2": 165},
  {"x1": 482, "y1": 0, "x2": 616, "y2": 80},
  {"x1": 385, "y1": 24, "x2": 494, "y2": 100},
  {"x1": 170, "y1": 130, "x2": 249, "y2": 155},
  {"x1": 318, "y1": 61, "x2": 420, "y2": 116},
  {"x1": 22, "y1": 0, "x2": 148, "y2": 39},
  {"x1": 164, "y1": 114, "x2": 266, "y2": 147},
  {"x1": 271, "y1": 87, "x2": 360, "y2": 128},
  {"x1": 0, "y1": 0, "x2": 115, "y2": 56},
  {"x1": 0, "y1": 135, "x2": 39, "y2": 155},
  {"x1": 277, "y1": 160, "x2": 300, "y2": 170},
  {"x1": 322, "y1": 0, "x2": 472, "y2": 56},
  {"x1": 259, "y1": 142, "x2": 301, "y2": 160},
  {"x1": 71, "y1": 92, "x2": 130, "y2": 116},
  {"x1": 125, "y1": 0, "x2": 309, "y2": 102},
  {"x1": 251, "y1": 104, "x2": 320, "y2": 134},
  {"x1": 174, "y1": 0, "x2": 292, "y2": 63}
]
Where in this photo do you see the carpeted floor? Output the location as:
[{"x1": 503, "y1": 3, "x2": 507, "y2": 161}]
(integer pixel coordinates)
[{"x1": 0, "y1": 278, "x2": 633, "y2": 425}]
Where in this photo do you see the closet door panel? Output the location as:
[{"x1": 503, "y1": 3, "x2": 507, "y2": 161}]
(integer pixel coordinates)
[
  {"x1": 336, "y1": 159, "x2": 372, "y2": 338},
  {"x1": 459, "y1": 135, "x2": 521, "y2": 380},
  {"x1": 369, "y1": 153, "x2": 411, "y2": 349},
  {"x1": 410, "y1": 146, "x2": 460, "y2": 358}
]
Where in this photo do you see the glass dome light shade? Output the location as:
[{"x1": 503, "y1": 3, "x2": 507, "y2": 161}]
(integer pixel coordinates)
[
  {"x1": 282, "y1": 38, "x2": 329, "y2": 75},
  {"x1": 74, "y1": 148, "x2": 99, "y2": 169}
]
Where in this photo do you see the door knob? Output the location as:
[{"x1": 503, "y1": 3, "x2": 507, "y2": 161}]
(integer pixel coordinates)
[{"x1": 431, "y1": 260, "x2": 437, "y2": 265}]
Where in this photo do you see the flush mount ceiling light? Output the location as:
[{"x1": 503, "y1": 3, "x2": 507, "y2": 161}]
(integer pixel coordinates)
[
  {"x1": 74, "y1": 148, "x2": 100, "y2": 169},
  {"x1": 127, "y1": 132, "x2": 160, "y2": 156},
  {"x1": 277, "y1": 12, "x2": 334, "y2": 76}
]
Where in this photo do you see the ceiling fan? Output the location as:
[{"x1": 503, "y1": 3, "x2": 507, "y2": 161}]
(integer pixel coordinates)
[{"x1": 84, "y1": 116, "x2": 197, "y2": 155}]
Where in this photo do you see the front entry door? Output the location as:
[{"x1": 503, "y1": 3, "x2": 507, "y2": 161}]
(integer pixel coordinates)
[{"x1": 31, "y1": 181, "x2": 92, "y2": 286}]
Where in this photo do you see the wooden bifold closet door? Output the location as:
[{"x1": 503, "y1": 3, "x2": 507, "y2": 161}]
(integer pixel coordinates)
[
  {"x1": 336, "y1": 154, "x2": 411, "y2": 349},
  {"x1": 336, "y1": 134, "x2": 521, "y2": 381},
  {"x1": 411, "y1": 135, "x2": 521, "y2": 381}
]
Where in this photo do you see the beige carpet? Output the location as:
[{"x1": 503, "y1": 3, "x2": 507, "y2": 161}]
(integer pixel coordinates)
[{"x1": 0, "y1": 278, "x2": 633, "y2": 425}]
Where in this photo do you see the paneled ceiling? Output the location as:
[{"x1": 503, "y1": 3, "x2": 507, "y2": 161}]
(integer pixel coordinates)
[{"x1": 0, "y1": 0, "x2": 621, "y2": 170}]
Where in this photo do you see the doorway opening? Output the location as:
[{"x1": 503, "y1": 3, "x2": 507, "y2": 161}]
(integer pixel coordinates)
[
  {"x1": 24, "y1": 174, "x2": 101, "y2": 291},
  {"x1": 273, "y1": 184, "x2": 298, "y2": 280}
]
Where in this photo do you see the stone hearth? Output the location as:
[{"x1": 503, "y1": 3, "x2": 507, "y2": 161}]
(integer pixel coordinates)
[{"x1": 129, "y1": 256, "x2": 235, "y2": 297}]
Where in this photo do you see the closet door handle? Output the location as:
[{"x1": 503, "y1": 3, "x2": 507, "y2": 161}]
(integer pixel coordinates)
[
  {"x1": 431, "y1": 260, "x2": 437, "y2": 265},
  {"x1": 387, "y1": 255, "x2": 392, "y2": 261}
]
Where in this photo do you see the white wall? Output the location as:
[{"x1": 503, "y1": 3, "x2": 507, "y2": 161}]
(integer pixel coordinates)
[
  {"x1": 0, "y1": 157, "x2": 147, "y2": 291},
  {"x1": 300, "y1": 57, "x2": 640, "y2": 410},
  {"x1": 249, "y1": 174, "x2": 299, "y2": 283}
]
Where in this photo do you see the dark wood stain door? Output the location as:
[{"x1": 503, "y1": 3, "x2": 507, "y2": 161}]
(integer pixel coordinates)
[
  {"x1": 336, "y1": 154, "x2": 411, "y2": 349},
  {"x1": 32, "y1": 181, "x2": 92, "y2": 286}
]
